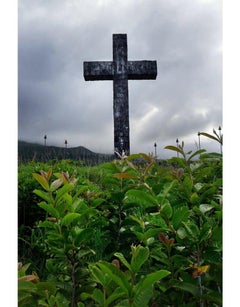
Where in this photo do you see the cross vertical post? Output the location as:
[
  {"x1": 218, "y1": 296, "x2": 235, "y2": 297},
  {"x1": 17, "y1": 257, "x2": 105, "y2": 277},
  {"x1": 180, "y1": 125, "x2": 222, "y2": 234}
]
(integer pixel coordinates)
[
  {"x1": 113, "y1": 34, "x2": 129, "y2": 155},
  {"x1": 83, "y1": 34, "x2": 157, "y2": 156}
]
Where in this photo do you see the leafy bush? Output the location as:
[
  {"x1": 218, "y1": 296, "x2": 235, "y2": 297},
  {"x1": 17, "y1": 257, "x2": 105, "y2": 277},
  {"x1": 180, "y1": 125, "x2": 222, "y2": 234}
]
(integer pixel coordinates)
[{"x1": 18, "y1": 138, "x2": 222, "y2": 306}]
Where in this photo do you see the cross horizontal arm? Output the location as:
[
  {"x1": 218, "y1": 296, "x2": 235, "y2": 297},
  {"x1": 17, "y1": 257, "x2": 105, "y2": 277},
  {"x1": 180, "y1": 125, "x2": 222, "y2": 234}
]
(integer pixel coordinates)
[
  {"x1": 84, "y1": 61, "x2": 114, "y2": 81},
  {"x1": 127, "y1": 60, "x2": 157, "y2": 80}
]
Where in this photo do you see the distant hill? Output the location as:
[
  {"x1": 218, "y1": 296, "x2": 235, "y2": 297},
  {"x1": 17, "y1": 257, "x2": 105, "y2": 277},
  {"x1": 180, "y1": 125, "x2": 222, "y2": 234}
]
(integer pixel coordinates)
[{"x1": 18, "y1": 141, "x2": 115, "y2": 165}]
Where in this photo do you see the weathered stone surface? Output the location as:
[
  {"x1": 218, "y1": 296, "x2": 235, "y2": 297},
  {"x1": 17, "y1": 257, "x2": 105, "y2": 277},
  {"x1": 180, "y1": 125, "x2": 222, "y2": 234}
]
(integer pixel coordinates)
[
  {"x1": 127, "y1": 61, "x2": 157, "y2": 79},
  {"x1": 83, "y1": 34, "x2": 157, "y2": 156},
  {"x1": 84, "y1": 62, "x2": 113, "y2": 80}
]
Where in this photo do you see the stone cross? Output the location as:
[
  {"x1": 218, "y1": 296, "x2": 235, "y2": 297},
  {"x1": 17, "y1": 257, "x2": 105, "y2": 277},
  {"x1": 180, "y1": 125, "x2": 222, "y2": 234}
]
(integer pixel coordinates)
[{"x1": 83, "y1": 34, "x2": 157, "y2": 156}]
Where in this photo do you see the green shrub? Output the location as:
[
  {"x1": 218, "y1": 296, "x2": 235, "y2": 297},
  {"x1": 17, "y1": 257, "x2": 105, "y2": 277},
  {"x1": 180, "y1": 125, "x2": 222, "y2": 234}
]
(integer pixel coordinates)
[{"x1": 18, "y1": 137, "x2": 222, "y2": 306}]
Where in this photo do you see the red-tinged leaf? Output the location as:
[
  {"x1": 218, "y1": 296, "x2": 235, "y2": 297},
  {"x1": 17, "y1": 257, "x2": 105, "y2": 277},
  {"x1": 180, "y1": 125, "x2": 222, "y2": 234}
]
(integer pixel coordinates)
[
  {"x1": 50, "y1": 178, "x2": 63, "y2": 191},
  {"x1": 33, "y1": 173, "x2": 50, "y2": 191},
  {"x1": 158, "y1": 233, "x2": 167, "y2": 244},
  {"x1": 40, "y1": 170, "x2": 47, "y2": 179},
  {"x1": 168, "y1": 238, "x2": 175, "y2": 246},
  {"x1": 61, "y1": 172, "x2": 70, "y2": 184},
  {"x1": 126, "y1": 160, "x2": 137, "y2": 170},
  {"x1": 112, "y1": 259, "x2": 121, "y2": 269},
  {"x1": 114, "y1": 173, "x2": 136, "y2": 179},
  {"x1": 18, "y1": 273, "x2": 39, "y2": 283},
  {"x1": 39, "y1": 169, "x2": 52, "y2": 181},
  {"x1": 190, "y1": 264, "x2": 210, "y2": 278},
  {"x1": 46, "y1": 168, "x2": 53, "y2": 181}
]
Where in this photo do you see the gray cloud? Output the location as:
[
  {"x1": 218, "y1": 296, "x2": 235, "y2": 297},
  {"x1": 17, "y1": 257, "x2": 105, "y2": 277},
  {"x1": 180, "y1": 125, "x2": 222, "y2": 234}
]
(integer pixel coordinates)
[{"x1": 18, "y1": 0, "x2": 222, "y2": 157}]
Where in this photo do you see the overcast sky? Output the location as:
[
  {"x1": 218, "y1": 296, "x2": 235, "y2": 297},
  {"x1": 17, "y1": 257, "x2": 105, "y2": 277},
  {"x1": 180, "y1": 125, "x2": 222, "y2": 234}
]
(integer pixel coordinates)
[{"x1": 18, "y1": 0, "x2": 222, "y2": 158}]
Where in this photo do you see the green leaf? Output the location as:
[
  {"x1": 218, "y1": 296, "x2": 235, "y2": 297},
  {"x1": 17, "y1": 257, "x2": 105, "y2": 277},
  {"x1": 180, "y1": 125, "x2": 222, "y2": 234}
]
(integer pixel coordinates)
[
  {"x1": 183, "y1": 175, "x2": 193, "y2": 197},
  {"x1": 91, "y1": 288, "x2": 104, "y2": 305},
  {"x1": 160, "y1": 201, "x2": 173, "y2": 219},
  {"x1": 35, "y1": 282, "x2": 56, "y2": 295},
  {"x1": 139, "y1": 152, "x2": 154, "y2": 162},
  {"x1": 187, "y1": 149, "x2": 206, "y2": 162},
  {"x1": 18, "y1": 280, "x2": 37, "y2": 292},
  {"x1": 173, "y1": 281, "x2": 199, "y2": 296},
  {"x1": 141, "y1": 270, "x2": 170, "y2": 288},
  {"x1": 171, "y1": 206, "x2": 190, "y2": 229},
  {"x1": 157, "y1": 180, "x2": 177, "y2": 201},
  {"x1": 97, "y1": 261, "x2": 131, "y2": 294},
  {"x1": 129, "y1": 215, "x2": 145, "y2": 230},
  {"x1": 134, "y1": 270, "x2": 170, "y2": 307},
  {"x1": 202, "y1": 291, "x2": 222, "y2": 305},
  {"x1": 200, "y1": 187, "x2": 217, "y2": 203},
  {"x1": 38, "y1": 220, "x2": 55, "y2": 228},
  {"x1": 18, "y1": 292, "x2": 35, "y2": 306},
  {"x1": 74, "y1": 228, "x2": 93, "y2": 246},
  {"x1": 19, "y1": 263, "x2": 31, "y2": 275},
  {"x1": 146, "y1": 237, "x2": 155, "y2": 246},
  {"x1": 126, "y1": 153, "x2": 142, "y2": 161},
  {"x1": 199, "y1": 221, "x2": 213, "y2": 243},
  {"x1": 142, "y1": 228, "x2": 162, "y2": 241},
  {"x1": 38, "y1": 201, "x2": 60, "y2": 218},
  {"x1": 164, "y1": 145, "x2": 185, "y2": 158},
  {"x1": 89, "y1": 264, "x2": 109, "y2": 286},
  {"x1": 182, "y1": 221, "x2": 200, "y2": 241},
  {"x1": 199, "y1": 204, "x2": 214, "y2": 214},
  {"x1": 61, "y1": 213, "x2": 81, "y2": 226},
  {"x1": 177, "y1": 227, "x2": 187, "y2": 240},
  {"x1": 55, "y1": 183, "x2": 74, "y2": 203},
  {"x1": 124, "y1": 190, "x2": 158, "y2": 208},
  {"x1": 200, "y1": 152, "x2": 222, "y2": 160},
  {"x1": 100, "y1": 162, "x2": 121, "y2": 173},
  {"x1": 149, "y1": 213, "x2": 168, "y2": 229},
  {"x1": 130, "y1": 245, "x2": 149, "y2": 274},
  {"x1": 131, "y1": 230, "x2": 144, "y2": 242},
  {"x1": 133, "y1": 284, "x2": 153, "y2": 307},
  {"x1": 33, "y1": 173, "x2": 50, "y2": 191},
  {"x1": 106, "y1": 287, "x2": 126, "y2": 305},
  {"x1": 80, "y1": 292, "x2": 92, "y2": 302},
  {"x1": 114, "y1": 252, "x2": 131, "y2": 271},
  {"x1": 33, "y1": 189, "x2": 52, "y2": 203},
  {"x1": 200, "y1": 132, "x2": 220, "y2": 143}
]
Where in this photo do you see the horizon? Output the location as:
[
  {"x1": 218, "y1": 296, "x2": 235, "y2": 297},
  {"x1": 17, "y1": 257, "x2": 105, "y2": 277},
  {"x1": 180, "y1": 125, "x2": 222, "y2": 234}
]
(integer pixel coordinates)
[{"x1": 18, "y1": 127, "x2": 223, "y2": 158}]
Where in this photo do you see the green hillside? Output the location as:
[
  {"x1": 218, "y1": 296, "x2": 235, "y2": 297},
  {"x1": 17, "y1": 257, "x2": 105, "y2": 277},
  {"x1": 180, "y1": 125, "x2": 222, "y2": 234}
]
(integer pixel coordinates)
[{"x1": 18, "y1": 141, "x2": 114, "y2": 165}]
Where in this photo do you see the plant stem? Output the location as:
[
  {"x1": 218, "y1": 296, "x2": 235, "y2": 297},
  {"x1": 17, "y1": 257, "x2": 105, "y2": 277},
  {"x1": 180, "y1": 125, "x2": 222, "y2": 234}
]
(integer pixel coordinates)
[
  {"x1": 197, "y1": 253, "x2": 203, "y2": 307},
  {"x1": 198, "y1": 275, "x2": 203, "y2": 307},
  {"x1": 69, "y1": 251, "x2": 77, "y2": 307},
  {"x1": 116, "y1": 202, "x2": 122, "y2": 244},
  {"x1": 103, "y1": 286, "x2": 107, "y2": 307}
]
